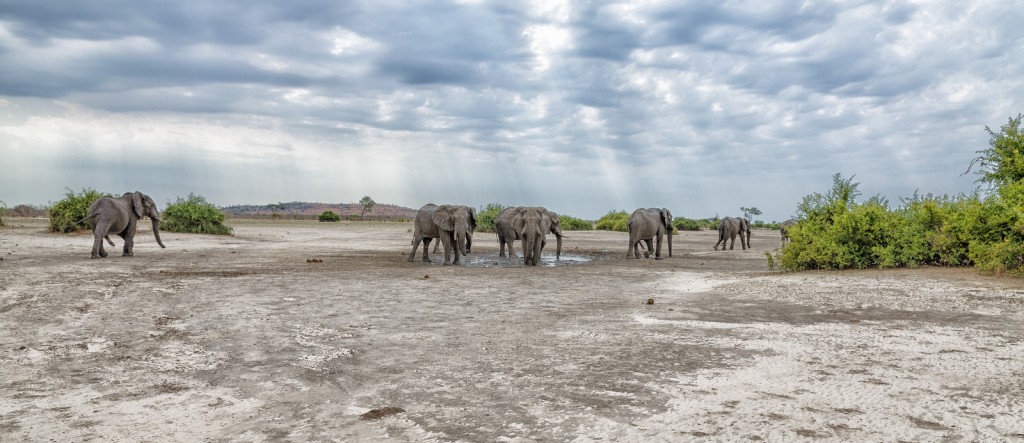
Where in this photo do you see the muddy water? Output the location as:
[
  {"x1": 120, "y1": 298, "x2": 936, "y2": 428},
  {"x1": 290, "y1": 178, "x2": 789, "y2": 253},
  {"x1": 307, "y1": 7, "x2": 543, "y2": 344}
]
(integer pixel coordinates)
[{"x1": 458, "y1": 252, "x2": 593, "y2": 267}]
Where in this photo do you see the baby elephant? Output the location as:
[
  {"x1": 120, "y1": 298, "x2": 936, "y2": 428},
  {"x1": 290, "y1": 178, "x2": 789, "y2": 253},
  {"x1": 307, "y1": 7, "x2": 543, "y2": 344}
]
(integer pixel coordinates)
[{"x1": 86, "y1": 191, "x2": 166, "y2": 258}]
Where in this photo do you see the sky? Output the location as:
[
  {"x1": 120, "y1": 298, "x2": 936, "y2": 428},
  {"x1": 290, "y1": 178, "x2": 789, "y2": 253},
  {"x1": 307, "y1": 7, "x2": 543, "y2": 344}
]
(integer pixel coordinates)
[{"x1": 1, "y1": 1, "x2": 1022, "y2": 221}]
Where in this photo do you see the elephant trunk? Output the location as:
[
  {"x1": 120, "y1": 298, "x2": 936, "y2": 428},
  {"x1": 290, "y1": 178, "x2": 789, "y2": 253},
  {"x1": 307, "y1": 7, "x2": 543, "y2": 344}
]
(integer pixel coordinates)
[
  {"x1": 524, "y1": 231, "x2": 536, "y2": 265},
  {"x1": 456, "y1": 229, "x2": 466, "y2": 262},
  {"x1": 555, "y1": 233, "x2": 562, "y2": 260},
  {"x1": 151, "y1": 218, "x2": 166, "y2": 249},
  {"x1": 667, "y1": 229, "x2": 672, "y2": 258}
]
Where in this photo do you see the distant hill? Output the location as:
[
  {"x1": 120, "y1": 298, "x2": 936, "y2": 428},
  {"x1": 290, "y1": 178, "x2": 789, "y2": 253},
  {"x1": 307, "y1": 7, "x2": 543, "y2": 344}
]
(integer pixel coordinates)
[{"x1": 221, "y1": 201, "x2": 417, "y2": 221}]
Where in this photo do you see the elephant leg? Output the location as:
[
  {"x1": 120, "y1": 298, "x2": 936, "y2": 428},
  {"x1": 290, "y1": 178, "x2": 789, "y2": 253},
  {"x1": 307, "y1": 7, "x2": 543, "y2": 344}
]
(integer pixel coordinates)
[
  {"x1": 729, "y1": 235, "x2": 735, "y2": 250},
  {"x1": 421, "y1": 238, "x2": 432, "y2": 262},
  {"x1": 643, "y1": 238, "x2": 654, "y2": 258},
  {"x1": 92, "y1": 231, "x2": 108, "y2": 259},
  {"x1": 408, "y1": 237, "x2": 422, "y2": 262},
  {"x1": 653, "y1": 235, "x2": 663, "y2": 260},
  {"x1": 123, "y1": 235, "x2": 134, "y2": 256},
  {"x1": 453, "y1": 233, "x2": 463, "y2": 266},
  {"x1": 440, "y1": 233, "x2": 453, "y2": 265}
]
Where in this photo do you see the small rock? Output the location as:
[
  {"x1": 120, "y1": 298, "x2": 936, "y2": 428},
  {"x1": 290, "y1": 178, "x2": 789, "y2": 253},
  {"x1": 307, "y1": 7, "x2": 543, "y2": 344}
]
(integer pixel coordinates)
[
  {"x1": 360, "y1": 406, "x2": 405, "y2": 420},
  {"x1": 423, "y1": 275, "x2": 430, "y2": 279},
  {"x1": 646, "y1": 298, "x2": 654, "y2": 305}
]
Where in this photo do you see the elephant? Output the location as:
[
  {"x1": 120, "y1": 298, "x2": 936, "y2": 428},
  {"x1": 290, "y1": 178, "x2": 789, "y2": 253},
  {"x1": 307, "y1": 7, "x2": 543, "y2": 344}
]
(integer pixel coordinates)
[
  {"x1": 408, "y1": 203, "x2": 476, "y2": 265},
  {"x1": 86, "y1": 191, "x2": 166, "y2": 259},
  {"x1": 495, "y1": 206, "x2": 563, "y2": 261},
  {"x1": 780, "y1": 219, "x2": 797, "y2": 243},
  {"x1": 627, "y1": 208, "x2": 673, "y2": 259},
  {"x1": 714, "y1": 216, "x2": 751, "y2": 250},
  {"x1": 514, "y1": 207, "x2": 553, "y2": 266}
]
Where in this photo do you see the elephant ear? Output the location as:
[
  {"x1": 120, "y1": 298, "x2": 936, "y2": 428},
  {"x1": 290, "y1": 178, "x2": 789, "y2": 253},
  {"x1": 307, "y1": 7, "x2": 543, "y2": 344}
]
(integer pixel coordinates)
[
  {"x1": 432, "y1": 208, "x2": 455, "y2": 231},
  {"x1": 512, "y1": 210, "x2": 526, "y2": 234},
  {"x1": 131, "y1": 191, "x2": 145, "y2": 219},
  {"x1": 660, "y1": 208, "x2": 672, "y2": 229},
  {"x1": 467, "y1": 207, "x2": 477, "y2": 230}
]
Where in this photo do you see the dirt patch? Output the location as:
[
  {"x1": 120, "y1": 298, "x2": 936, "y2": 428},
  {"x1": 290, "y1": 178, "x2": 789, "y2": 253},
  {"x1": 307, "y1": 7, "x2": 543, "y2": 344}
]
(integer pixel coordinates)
[{"x1": 1, "y1": 218, "x2": 1022, "y2": 441}]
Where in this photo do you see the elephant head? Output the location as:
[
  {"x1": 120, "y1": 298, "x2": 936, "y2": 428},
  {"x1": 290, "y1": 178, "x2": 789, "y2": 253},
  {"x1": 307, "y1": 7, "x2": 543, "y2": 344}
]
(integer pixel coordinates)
[
  {"x1": 545, "y1": 209, "x2": 563, "y2": 260},
  {"x1": 130, "y1": 191, "x2": 166, "y2": 249}
]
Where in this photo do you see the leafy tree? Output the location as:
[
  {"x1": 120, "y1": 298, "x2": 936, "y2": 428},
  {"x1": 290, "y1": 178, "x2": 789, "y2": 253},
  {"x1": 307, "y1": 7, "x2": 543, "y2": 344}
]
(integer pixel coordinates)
[
  {"x1": 318, "y1": 210, "x2": 340, "y2": 222},
  {"x1": 359, "y1": 196, "x2": 376, "y2": 219},
  {"x1": 161, "y1": 193, "x2": 233, "y2": 235},
  {"x1": 740, "y1": 206, "x2": 762, "y2": 220},
  {"x1": 49, "y1": 187, "x2": 110, "y2": 233},
  {"x1": 967, "y1": 113, "x2": 1024, "y2": 190}
]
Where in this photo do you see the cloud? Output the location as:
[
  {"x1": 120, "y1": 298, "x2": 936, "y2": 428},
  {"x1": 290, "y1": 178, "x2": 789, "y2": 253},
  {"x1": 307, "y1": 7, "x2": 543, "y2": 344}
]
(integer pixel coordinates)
[{"x1": 1, "y1": 1, "x2": 1022, "y2": 221}]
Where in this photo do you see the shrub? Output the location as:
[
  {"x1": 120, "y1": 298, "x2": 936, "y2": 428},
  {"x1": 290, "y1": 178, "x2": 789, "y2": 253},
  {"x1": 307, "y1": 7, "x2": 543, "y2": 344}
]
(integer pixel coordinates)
[
  {"x1": 49, "y1": 188, "x2": 110, "y2": 232},
  {"x1": 0, "y1": 200, "x2": 5, "y2": 226},
  {"x1": 559, "y1": 215, "x2": 593, "y2": 231},
  {"x1": 318, "y1": 210, "x2": 341, "y2": 222},
  {"x1": 161, "y1": 193, "x2": 233, "y2": 235},
  {"x1": 474, "y1": 203, "x2": 506, "y2": 233},
  {"x1": 673, "y1": 217, "x2": 703, "y2": 231},
  {"x1": 595, "y1": 210, "x2": 629, "y2": 232}
]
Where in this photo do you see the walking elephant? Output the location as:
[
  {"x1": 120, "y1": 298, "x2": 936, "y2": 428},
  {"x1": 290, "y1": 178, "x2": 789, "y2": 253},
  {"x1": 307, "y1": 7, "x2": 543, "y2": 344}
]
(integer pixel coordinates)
[
  {"x1": 86, "y1": 191, "x2": 166, "y2": 259},
  {"x1": 627, "y1": 208, "x2": 673, "y2": 259},
  {"x1": 780, "y1": 219, "x2": 797, "y2": 243},
  {"x1": 714, "y1": 216, "x2": 751, "y2": 250},
  {"x1": 408, "y1": 204, "x2": 476, "y2": 265},
  {"x1": 495, "y1": 206, "x2": 563, "y2": 261}
]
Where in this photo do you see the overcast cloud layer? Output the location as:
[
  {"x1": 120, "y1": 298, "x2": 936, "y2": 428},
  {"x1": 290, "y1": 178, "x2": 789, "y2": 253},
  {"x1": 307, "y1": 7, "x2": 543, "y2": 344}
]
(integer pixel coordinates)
[{"x1": 2, "y1": 0, "x2": 1022, "y2": 221}]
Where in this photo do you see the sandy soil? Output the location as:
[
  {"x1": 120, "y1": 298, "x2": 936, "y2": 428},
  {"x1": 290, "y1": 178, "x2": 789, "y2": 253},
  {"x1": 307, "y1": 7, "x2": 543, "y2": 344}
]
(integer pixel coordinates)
[{"x1": 1, "y1": 218, "x2": 1023, "y2": 442}]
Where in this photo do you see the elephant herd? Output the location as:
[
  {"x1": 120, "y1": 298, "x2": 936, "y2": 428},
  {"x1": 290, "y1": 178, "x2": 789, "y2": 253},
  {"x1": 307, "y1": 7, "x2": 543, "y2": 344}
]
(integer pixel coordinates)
[
  {"x1": 82, "y1": 192, "x2": 768, "y2": 265},
  {"x1": 407, "y1": 204, "x2": 565, "y2": 266}
]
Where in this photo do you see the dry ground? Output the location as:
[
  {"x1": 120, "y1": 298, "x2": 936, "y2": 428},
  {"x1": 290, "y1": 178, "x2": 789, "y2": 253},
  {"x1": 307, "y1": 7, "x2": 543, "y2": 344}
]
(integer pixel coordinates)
[{"x1": 1, "y1": 218, "x2": 1022, "y2": 442}]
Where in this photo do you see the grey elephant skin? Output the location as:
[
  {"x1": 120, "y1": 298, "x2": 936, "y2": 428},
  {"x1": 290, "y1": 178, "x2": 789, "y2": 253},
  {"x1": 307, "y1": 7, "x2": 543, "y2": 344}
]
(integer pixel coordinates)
[
  {"x1": 511, "y1": 207, "x2": 555, "y2": 266},
  {"x1": 86, "y1": 191, "x2": 166, "y2": 259},
  {"x1": 495, "y1": 206, "x2": 563, "y2": 262},
  {"x1": 627, "y1": 208, "x2": 673, "y2": 259},
  {"x1": 408, "y1": 204, "x2": 476, "y2": 265},
  {"x1": 780, "y1": 219, "x2": 797, "y2": 243},
  {"x1": 714, "y1": 216, "x2": 751, "y2": 250}
]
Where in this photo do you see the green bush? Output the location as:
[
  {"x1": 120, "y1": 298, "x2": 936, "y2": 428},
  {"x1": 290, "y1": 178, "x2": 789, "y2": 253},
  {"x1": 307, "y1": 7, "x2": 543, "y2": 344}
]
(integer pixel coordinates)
[
  {"x1": 0, "y1": 200, "x2": 5, "y2": 226},
  {"x1": 595, "y1": 210, "x2": 629, "y2": 232},
  {"x1": 318, "y1": 210, "x2": 340, "y2": 222},
  {"x1": 49, "y1": 187, "x2": 110, "y2": 232},
  {"x1": 559, "y1": 215, "x2": 593, "y2": 231},
  {"x1": 673, "y1": 217, "x2": 707, "y2": 231},
  {"x1": 474, "y1": 203, "x2": 506, "y2": 233},
  {"x1": 161, "y1": 193, "x2": 233, "y2": 235}
]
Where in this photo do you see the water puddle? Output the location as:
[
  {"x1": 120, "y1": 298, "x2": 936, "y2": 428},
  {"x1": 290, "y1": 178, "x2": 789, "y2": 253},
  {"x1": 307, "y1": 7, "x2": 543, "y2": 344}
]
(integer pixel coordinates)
[{"x1": 429, "y1": 253, "x2": 593, "y2": 267}]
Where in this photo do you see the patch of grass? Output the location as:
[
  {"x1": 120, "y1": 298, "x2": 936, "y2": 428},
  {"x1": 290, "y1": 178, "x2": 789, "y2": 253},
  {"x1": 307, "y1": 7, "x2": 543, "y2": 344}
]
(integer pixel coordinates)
[{"x1": 160, "y1": 193, "x2": 233, "y2": 235}]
